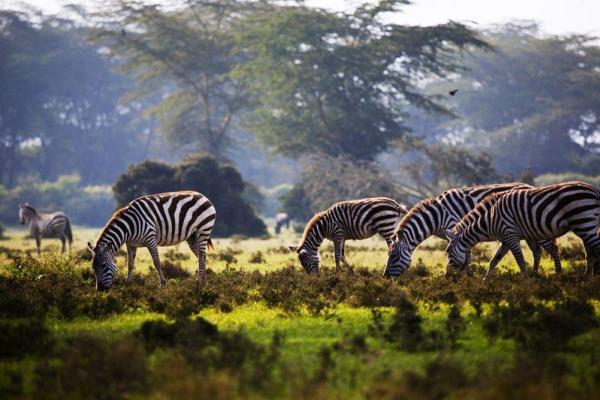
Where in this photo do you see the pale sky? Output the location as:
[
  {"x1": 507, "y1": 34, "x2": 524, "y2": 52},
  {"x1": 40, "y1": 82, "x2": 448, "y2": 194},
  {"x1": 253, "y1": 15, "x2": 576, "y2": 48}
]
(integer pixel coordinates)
[{"x1": 8, "y1": 0, "x2": 600, "y2": 37}]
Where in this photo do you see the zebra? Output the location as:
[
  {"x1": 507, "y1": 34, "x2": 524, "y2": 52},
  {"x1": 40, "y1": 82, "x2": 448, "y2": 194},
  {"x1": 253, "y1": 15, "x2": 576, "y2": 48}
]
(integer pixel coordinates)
[
  {"x1": 385, "y1": 183, "x2": 562, "y2": 276},
  {"x1": 289, "y1": 197, "x2": 408, "y2": 273},
  {"x1": 18, "y1": 203, "x2": 73, "y2": 255},
  {"x1": 445, "y1": 181, "x2": 600, "y2": 278},
  {"x1": 86, "y1": 191, "x2": 216, "y2": 290},
  {"x1": 274, "y1": 212, "x2": 291, "y2": 234}
]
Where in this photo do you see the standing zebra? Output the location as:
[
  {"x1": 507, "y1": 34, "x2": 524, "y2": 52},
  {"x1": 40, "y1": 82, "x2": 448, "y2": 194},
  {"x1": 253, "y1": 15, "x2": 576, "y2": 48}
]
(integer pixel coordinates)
[
  {"x1": 87, "y1": 191, "x2": 216, "y2": 290},
  {"x1": 274, "y1": 212, "x2": 291, "y2": 235},
  {"x1": 289, "y1": 197, "x2": 408, "y2": 273},
  {"x1": 18, "y1": 203, "x2": 73, "y2": 255},
  {"x1": 385, "y1": 183, "x2": 562, "y2": 276},
  {"x1": 445, "y1": 181, "x2": 600, "y2": 278}
]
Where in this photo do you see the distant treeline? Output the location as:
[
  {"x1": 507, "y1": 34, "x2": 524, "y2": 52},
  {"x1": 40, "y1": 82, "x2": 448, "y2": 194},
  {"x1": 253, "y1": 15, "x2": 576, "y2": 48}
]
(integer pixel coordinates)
[{"x1": 1, "y1": 2, "x2": 599, "y2": 222}]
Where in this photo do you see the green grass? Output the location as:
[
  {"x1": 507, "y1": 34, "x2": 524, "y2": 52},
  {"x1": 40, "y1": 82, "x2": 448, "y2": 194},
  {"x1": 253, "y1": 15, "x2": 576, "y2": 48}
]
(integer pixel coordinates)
[{"x1": 0, "y1": 227, "x2": 598, "y2": 398}]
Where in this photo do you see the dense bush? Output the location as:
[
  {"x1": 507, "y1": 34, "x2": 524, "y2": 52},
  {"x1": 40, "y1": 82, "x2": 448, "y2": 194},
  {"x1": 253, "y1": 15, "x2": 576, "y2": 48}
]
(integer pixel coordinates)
[
  {"x1": 113, "y1": 154, "x2": 267, "y2": 237},
  {"x1": 0, "y1": 175, "x2": 114, "y2": 226}
]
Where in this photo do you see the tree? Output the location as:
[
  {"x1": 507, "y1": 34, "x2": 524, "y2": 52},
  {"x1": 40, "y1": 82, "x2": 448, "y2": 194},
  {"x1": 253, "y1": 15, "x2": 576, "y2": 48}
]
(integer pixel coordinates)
[
  {"x1": 0, "y1": 9, "x2": 148, "y2": 187},
  {"x1": 112, "y1": 155, "x2": 267, "y2": 237},
  {"x1": 236, "y1": 0, "x2": 488, "y2": 161},
  {"x1": 440, "y1": 23, "x2": 600, "y2": 175},
  {"x1": 92, "y1": 0, "x2": 264, "y2": 158}
]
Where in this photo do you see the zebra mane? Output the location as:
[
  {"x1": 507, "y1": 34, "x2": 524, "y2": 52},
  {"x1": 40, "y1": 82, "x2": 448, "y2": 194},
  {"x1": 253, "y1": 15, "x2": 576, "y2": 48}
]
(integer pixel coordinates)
[
  {"x1": 20, "y1": 203, "x2": 38, "y2": 214},
  {"x1": 454, "y1": 192, "x2": 502, "y2": 233},
  {"x1": 395, "y1": 197, "x2": 437, "y2": 240},
  {"x1": 96, "y1": 205, "x2": 129, "y2": 248},
  {"x1": 296, "y1": 210, "x2": 327, "y2": 251}
]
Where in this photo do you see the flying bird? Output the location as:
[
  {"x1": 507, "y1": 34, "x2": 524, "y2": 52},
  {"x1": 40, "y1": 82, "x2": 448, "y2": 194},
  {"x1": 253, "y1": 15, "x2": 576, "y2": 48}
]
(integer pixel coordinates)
[{"x1": 449, "y1": 89, "x2": 459, "y2": 96}]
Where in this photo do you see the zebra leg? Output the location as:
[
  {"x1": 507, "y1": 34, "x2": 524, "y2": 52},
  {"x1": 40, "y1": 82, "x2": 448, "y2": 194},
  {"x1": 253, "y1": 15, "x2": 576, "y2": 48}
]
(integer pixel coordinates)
[
  {"x1": 147, "y1": 243, "x2": 166, "y2": 286},
  {"x1": 539, "y1": 239, "x2": 562, "y2": 273},
  {"x1": 126, "y1": 244, "x2": 137, "y2": 283},
  {"x1": 333, "y1": 236, "x2": 344, "y2": 271},
  {"x1": 486, "y1": 243, "x2": 510, "y2": 280},
  {"x1": 525, "y1": 239, "x2": 541, "y2": 273},
  {"x1": 186, "y1": 236, "x2": 199, "y2": 257},
  {"x1": 60, "y1": 236, "x2": 66, "y2": 254},
  {"x1": 506, "y1": 238, "x2": 528, "y2": 277},
  {"x1": 196, "y1": 240, "x2": 209, "y2": 285},
  {"x1": 35, "y1": 235, "x2": 41, "y2": 256}
]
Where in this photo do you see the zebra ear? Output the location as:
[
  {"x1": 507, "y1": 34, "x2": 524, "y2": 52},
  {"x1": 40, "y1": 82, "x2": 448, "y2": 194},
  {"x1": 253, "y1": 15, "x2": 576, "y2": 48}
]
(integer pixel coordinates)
[
  {"x1": 87, "y1": 242, "x2": 94, "y2": 253},
  {"x1": 444, "y1": 229, "x2": 456, "y2": 241},
  {"x1": 288, "y1": 245, "x2": 298, "y2": 252}
]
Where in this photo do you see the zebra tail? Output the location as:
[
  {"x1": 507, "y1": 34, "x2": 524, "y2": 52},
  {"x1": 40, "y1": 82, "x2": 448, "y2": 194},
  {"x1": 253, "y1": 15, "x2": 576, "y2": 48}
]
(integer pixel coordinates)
[
  {"x1": 207, "y1": 238, "x2": 214, "y2": 250},
  {"x1": 65, "y1": 218, "x2": 73, "y2": 244}
]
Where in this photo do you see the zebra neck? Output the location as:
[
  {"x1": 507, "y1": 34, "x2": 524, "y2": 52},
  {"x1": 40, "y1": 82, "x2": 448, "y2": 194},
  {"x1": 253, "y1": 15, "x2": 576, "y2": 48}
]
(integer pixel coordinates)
[
  {"x1": 301, "y1": 225, "x2": 325, "y2": 253},
  {"x1": 97, "y1": 221, "x2": 129, "y2": 254}
]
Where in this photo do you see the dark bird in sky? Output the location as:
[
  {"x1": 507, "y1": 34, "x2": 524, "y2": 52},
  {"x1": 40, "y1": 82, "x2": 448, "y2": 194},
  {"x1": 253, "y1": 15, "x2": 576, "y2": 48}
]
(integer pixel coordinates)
[{"x1": 449, "y1": 89, "x2": 458, "y2": 96}]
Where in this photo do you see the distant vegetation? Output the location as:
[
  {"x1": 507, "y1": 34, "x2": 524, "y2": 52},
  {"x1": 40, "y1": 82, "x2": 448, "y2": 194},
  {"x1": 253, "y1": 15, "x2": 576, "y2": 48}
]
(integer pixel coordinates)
[
  {"x1": 113, "y1": 155, "x2": 267, "y2": 237},
  {"x1": 0, "y1": 175, "x2": 114, "y2": 226},
  {"x1": 1, "y1": 1, "x2": 599, "y2": 225}
]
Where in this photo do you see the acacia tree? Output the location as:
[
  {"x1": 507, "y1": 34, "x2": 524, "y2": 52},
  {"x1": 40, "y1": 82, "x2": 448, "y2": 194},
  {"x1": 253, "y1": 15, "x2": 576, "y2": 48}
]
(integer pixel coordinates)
[
  {"x1": 236, "y1": 0, "x2": 489, "y2": 161},
  {"x1": 92, "y1": 0, "x2": 267, "y2": 158}
]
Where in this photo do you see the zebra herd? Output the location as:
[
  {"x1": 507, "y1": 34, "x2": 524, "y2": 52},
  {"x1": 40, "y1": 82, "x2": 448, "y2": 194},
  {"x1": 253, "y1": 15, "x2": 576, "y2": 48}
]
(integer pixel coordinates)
[{"x1": 16, "y1": 180, "x2": 600, "y2": 291}]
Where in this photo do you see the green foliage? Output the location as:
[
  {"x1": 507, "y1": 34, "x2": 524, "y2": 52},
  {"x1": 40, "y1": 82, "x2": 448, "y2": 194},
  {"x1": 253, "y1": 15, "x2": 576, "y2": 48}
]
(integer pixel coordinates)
[
  {"x1": 112, "y1": 154, "x2": 267, "y2": 237},
  {"x1": 237, "y1": 1, "x2": 488, "y2": 160},
  {"x1": 0, "y1": 10, "x2": 147, "y2": 187},
  {"x1": 92, "y1": 0, "x2": 261, "y2": 157},
  {"x1": 0, "y1": 175, "x2": 115, "y2": 226},
  {"x1": 441, "y1": 23, "x2": 600, "y2": 176},
  {"x1": 483, "y1": 299, "x2": 597, "y2": 351}
]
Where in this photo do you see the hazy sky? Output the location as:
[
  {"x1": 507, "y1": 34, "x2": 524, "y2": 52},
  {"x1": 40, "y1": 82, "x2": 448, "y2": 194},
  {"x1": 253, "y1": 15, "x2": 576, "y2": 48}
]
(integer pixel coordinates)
[{"x1": 10, "y1": 0, "x2": 600, "y2": 37}]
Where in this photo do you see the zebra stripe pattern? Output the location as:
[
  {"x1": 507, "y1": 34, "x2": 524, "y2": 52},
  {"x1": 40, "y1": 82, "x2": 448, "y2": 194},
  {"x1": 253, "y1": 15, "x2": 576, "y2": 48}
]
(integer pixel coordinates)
[
  {"x1": 18, "y1": 203, "x2": 73, "y2": 255},
  {"x1": 385, "y1": 183, "x2": 562, "y2": 276},
  {"x1": 290, "y1": 197, "x2": 408, "y2": 273},
  {"x1": 87, "y1": 191, "x2": 216, "y2": 290},
  {"x1": 445, "y1": 181, "x2": 600, "y2": 278}
]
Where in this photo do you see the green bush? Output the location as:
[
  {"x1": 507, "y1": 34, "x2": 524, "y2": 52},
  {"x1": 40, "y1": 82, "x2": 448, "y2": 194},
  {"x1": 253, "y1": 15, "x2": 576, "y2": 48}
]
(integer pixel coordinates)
[{"x1": 113, "y1": 154, "x2": 267, "y2": 237}]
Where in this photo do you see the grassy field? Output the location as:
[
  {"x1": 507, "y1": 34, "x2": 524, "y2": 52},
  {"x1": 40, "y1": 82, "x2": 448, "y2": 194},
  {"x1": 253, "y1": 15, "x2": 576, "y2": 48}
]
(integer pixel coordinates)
[{"x1": 1, "y1": 226, "x2": 600, "y2": 398}]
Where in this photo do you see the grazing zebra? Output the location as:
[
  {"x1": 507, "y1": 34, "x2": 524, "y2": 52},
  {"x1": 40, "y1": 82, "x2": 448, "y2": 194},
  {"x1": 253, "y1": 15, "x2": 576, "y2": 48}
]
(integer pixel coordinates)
[
  {"x1": 274, "y1": 212, "x2": 291, "y2": 234},
  {"x1": 18, "y1": 203, "x2": 73, "y2": 255},
  {"x1": 289, "y1": 197, "x2": 408, "y2": 273},
  {"x1": 385, "y1": 183, "x2": 562, "y2": 276},
  {"x1": 445, "y1": 181, "x2": 600, "y2": 278},
  {"x1": 87, "y1": 191, "x2": 216, "y2": 290}
]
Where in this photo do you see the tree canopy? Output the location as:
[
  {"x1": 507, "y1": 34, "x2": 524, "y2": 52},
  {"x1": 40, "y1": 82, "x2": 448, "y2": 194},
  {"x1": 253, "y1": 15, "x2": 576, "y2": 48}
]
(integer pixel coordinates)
[
  {"x1": 437, "y1": 23, "x2": 600, "y2": 175},
  {"x1": 236, "y1": 1, "x2": 489, "y2": 160}
]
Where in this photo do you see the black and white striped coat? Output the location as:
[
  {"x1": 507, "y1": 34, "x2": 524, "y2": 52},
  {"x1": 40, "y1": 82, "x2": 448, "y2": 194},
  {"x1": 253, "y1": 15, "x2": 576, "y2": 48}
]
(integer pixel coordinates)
[
  {"x1": 290, "y1": 197, "x2": 408, "y2": 273},
  {"x1": 445, "y1": 181, "x2": 600, "y2": 278},
  {"x1": 18, "y1": 203, "x2": 73, "y2": 254},
  {"x1": 385, "y1": 183, "x2": 561, "y2": 276},
  {"x1": 87, "y1": 191, "x2": 216, "y2": 290}
]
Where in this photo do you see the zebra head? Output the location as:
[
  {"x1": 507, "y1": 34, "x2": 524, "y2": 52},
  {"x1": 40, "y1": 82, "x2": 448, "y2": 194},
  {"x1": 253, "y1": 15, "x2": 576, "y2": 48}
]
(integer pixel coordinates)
[
  {"x1": 18, "y1": 203, "x2": 34, "y2": 224},
  {"x1": 289, "y1": 245, "x2": 320, "y2": 273},
  {"x1": 87, "y1": 242, "x2": 117, "y2": 291},
  {"x1": 444, "y1": 230, "x2": 470, "y2": 273},
  {"x1": 385, "y1": 238, "x2": 413, "y2": 276}
]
